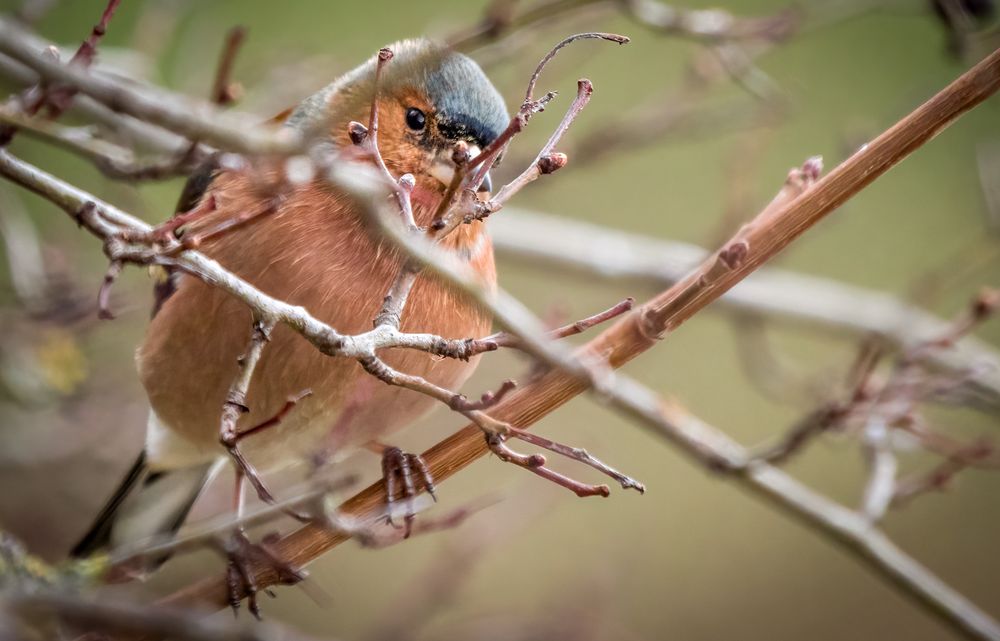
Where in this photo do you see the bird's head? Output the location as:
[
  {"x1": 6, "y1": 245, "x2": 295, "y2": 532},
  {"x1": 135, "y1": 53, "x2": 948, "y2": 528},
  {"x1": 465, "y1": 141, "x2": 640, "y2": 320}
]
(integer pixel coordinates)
[{"x1": 287, "y1": 39, "x2": 509, "y2": 214}]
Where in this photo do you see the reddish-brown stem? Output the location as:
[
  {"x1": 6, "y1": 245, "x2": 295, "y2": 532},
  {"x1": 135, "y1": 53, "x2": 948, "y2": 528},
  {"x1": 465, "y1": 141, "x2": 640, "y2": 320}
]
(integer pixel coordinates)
[
  {"x1": 488, "y1": 434, "x2": 611, "y2": 498},
  {"x1": 218, "y1": 320, "x2": 278, "y2": 505},
  {"x1": 892, "y1": 438, "x2": 995, "y2": 508},
  {"x1": 429, "y1": 140, "x2": 471, "y2": 232},
  {"x1": 485, "y1": 79, "x2": 596, "y2": 209},
  {"x1": 233, "y1": 390, "x2": 313, "y2": 442},
  {"x1": 68, "y1": 0, "x2": 122, "y2": 67},
  {"x1": 473, "y1": 297, "x2": 635, "y2": 354},
  {"x1": 364, "y1": 47, "x2": 395, "y2": 183},
  {"x1": 484, "y1": 297, "x2": 635, "y2": 350},
  {"x1": 463, "y1": 32, "x2": 626, "y2": 187},
  {"x1": 509, "y1": 427, "x2": 645, "y2": 493},
  {"x1": 210, "y1": 26, "x2": 247, "y2": 107},
  {"x1": 175, "y1": 198, "x2": 280, "y2": 251},
  {"x1": 451, "y1": 379, "x2": 517, "y2": 411},
  {"x1": 96, "y1": 259, "x2": 122, "y2": 320},
  {"x1": 41, "y1": 0, "x2": 124, "y2": 115},
  {"x1": 119, "y1": 194, "x2": 218, "y2": 244}
]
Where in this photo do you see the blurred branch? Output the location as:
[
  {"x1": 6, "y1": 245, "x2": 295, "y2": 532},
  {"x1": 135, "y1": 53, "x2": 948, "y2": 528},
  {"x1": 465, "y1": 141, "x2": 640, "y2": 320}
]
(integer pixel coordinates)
[
  {"x1": 4, "y1": 590, "x2": 321, "y2": 641},
  {"x1": 489, "y1": 208, "x2": 1000, "y2": 411},
  {"x1": 13, "y1": 0, "x2": 59, "y2": 26},
  {"x1": 448, "y1": 0, "x2": 798, "y2": 52},
  {"x1": 891, "y1": 437, "x2": 995, "y2": 508},
  {"x1": 0, "y1": 0, "x2": 122, "y2": 149},
  {"x1": 0, "y1": 104, "x2": 205, "y2": 180},
  {"x1": 0, "y1": 18, "x2": 300, "y2": 157},
  {"x1": 0, "y1": 187, "x2": 48, "y2": 311},
  {"x1": 489, "y1": 0, "x2": 897, "y2": 175}
]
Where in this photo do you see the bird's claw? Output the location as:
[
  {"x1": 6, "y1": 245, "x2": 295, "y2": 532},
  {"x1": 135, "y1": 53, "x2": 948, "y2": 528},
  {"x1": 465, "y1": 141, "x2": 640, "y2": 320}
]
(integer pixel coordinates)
[
  {"x1": 222, "y1": 529, "x2": 306, "y2": 619},
  {"x1": 381, "y1": 446, "x2": 436, "y2": 537}
]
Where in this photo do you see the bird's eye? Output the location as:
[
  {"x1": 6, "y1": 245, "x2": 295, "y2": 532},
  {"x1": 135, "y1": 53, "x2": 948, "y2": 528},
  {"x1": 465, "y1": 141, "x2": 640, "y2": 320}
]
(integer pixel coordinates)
[{"x1": 405, "y1": 107, "x2": 426, "y2": 131}]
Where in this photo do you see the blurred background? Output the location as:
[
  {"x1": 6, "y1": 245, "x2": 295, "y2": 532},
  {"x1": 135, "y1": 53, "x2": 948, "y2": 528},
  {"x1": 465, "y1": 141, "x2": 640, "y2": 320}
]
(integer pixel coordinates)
[{"x1": 0, "y1": 0, "x2": 999, "y2": 639}]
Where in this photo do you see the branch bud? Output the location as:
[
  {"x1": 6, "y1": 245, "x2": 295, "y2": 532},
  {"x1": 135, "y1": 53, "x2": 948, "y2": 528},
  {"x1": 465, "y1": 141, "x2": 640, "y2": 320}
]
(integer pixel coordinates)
[
  {"x1": 802, "y1": 155, "x2": 824, "y2": 181},
  {"x1": 451, "y1": 140, "x2": 470, "y2": 166},
  {"x1": 348, "y1": 121, "x2": 368, "y2": 145},
  {"x1": 398, "y1": 173, "x2": 416, "y2": 192},
  {"x1": 537, "y1": 152, "x2": 568, "y2": 175},
  {"x1": 972, "y1": 287, "x2": 1000, "y2": 321}
]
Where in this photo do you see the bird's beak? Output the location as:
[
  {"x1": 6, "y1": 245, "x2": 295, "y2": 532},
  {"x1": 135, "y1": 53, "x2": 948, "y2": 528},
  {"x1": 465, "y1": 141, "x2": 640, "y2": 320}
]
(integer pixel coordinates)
[
  {"x1": 478, "y1": 171, "x2": 492, "y2": 194},
  {"x1": 428, "y1": 144, "x2": 492, "y2": 193},
  {"x1": 476, "y1": 172, "x2": 493, "y2": 193},
  {"x1": 465, "y1": 145, "x2": 494, "y2": 193}
]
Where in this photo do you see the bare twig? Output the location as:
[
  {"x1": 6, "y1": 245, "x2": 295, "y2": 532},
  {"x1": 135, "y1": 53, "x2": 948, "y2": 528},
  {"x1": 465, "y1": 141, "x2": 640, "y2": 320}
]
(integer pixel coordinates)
[
  {"x1": 477, "y1": 297, "x2": 634, "y2": 352},
  {"x1": 475, "y1": 77, "x2": 596, "y2": 218},
  {"x1": 67, "y1": 0, "x2": 123, "y2": 68},
  {"x1": 5, "y1": 590, "x2": 315, "y2": 641},
  {"x1": 448, "y1": 0, "x2": 796, "y2": 51},
  {"x1": 892, "y1": 438, "x2": 995, "y2": 508}
]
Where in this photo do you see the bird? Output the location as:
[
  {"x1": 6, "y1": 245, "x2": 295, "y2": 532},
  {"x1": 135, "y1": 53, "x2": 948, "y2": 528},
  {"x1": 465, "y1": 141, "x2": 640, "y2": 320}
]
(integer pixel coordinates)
[{"x1": 70, "y1": 38, "x2": 509, "y2": 562}]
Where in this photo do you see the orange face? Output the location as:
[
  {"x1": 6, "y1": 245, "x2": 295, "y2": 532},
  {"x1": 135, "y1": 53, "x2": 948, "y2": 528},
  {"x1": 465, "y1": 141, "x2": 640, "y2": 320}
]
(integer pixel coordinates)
[
  {"x1": 330, "y1": 88, "x2": 504, "y2": 220},
  {"x1": 369, "y1": 89, "x2": 452, "y2": 211}
]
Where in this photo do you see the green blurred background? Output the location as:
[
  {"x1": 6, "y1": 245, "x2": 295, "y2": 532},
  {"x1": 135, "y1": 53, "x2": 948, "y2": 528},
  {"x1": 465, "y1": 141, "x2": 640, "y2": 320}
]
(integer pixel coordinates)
[{"x1": 1, "y1": 0, "x2": 999, "y2": 639}]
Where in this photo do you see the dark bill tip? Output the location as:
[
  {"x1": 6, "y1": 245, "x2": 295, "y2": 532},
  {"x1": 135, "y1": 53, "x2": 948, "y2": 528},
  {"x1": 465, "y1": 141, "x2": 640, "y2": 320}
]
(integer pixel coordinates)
[{"x1": 477, "y1": 171, "x2": 492, "y2": 193}]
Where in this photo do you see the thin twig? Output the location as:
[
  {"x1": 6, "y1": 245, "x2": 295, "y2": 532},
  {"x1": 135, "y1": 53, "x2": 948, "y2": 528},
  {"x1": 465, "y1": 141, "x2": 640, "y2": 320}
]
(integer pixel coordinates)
[
  {"x1": 218, "y1": 318, "x2": 278, "y2": 504},
  {"x1": 0, "y1": 0, "x2": 123, "y2": 146},
  {"x1": 476, "y1": 297, "x2": 634, "y2": 352}
]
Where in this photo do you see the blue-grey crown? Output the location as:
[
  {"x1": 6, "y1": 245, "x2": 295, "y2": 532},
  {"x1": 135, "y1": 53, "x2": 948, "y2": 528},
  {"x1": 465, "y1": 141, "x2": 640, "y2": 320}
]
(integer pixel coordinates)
[
  {"x1": 288, "y1": 39, "x2": 509, "y2": 149},
  {"x1": 419, "y1": 47, "x2": 508, "y2": 148}
]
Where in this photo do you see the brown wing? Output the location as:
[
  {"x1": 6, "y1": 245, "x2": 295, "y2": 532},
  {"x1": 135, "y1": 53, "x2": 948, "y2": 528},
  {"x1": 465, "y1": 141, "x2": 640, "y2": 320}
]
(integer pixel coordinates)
[{"x1": 151, "y1": 108, "x2": 296, "y2": 317}]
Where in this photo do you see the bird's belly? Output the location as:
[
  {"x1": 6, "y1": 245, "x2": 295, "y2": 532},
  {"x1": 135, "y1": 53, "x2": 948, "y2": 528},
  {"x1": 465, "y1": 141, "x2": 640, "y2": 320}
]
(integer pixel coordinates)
[{"x1": 137, "y1": 203, "x2": 494, "y2": 471}]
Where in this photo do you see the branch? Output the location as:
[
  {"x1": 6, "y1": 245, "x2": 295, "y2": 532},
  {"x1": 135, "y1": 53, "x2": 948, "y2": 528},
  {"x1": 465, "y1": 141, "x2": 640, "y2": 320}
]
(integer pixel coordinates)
[
  {"x1": 448, "y1": 0, "x2": 797, "y2": 51},
  {"x1": 0, "y1": 18, "x2": 299, "y2": 156},
  {"x1": 4, "y1": 590, "x2": 320, "y2": 641}
]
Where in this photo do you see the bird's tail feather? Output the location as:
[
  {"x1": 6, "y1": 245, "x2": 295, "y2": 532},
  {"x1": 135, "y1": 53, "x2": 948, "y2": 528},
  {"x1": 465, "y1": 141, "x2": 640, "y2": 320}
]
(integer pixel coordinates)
[{"x1": 70, "y1": 453, "x2": 217, "y2": 559}]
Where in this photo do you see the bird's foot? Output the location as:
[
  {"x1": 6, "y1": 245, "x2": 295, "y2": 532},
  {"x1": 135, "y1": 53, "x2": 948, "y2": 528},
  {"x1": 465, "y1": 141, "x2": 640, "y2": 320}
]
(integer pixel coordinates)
[
  {"x1": 380, "y1": 446, "x2": 436, "y2": 538},
  {"x1": 221, "y1": 529, "x2": 307, "y2": 619}
]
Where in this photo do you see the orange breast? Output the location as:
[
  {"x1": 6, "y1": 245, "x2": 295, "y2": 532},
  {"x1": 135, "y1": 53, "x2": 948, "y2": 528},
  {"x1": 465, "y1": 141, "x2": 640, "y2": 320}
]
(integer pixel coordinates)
[{"x1": 136, "y1": 170, "x2": 496, "y2": 469}]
